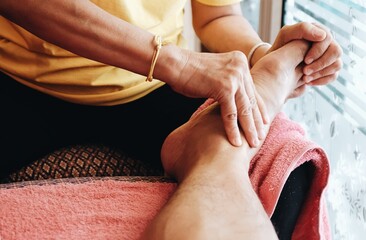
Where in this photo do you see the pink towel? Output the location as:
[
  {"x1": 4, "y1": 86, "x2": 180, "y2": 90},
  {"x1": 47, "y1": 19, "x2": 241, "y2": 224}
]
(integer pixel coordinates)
[
  {"x1": 0, "y1": 112, "x2": 330, "y2": 240},
  {"x1": 250, "y1": 111, "x2": 330, "y2": 240}
]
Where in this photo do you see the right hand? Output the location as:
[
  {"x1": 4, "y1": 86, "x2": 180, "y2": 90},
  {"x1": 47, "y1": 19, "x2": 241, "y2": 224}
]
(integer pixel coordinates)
[
  {"x1": 167, "y1": 49, "x2": 268, "y2": 148},
  {"x1": 255, "y1": 22, "x2": 342, "y2": 87}
]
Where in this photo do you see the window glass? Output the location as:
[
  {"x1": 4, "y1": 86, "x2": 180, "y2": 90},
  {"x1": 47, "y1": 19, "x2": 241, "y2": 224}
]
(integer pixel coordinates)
[
  {"x1": 241, "y1": 0, "x2": 261, "y2": 32},
  {"x1": 283, "y1": 0, "x2": 366, "y2": 239}
]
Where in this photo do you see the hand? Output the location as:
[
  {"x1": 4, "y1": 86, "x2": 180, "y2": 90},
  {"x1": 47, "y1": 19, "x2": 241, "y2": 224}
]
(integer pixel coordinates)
[
  {"x1": 167, "y1": 49, "x2": 269, "y2": 148},
  {"x1": 268, "y1": 22, "x2": 343, "y2": 86}
]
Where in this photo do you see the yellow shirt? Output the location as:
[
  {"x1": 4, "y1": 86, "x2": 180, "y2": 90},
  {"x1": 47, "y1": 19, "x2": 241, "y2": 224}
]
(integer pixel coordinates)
[{"x1": 0, "y1": 0, "x2": 240, "y2": 105}]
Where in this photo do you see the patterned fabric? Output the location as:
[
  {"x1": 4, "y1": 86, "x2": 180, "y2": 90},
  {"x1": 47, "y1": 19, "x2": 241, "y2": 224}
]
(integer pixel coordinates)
[{"x1": 1, "y1": 144, "x2": 164, "y2": 184}]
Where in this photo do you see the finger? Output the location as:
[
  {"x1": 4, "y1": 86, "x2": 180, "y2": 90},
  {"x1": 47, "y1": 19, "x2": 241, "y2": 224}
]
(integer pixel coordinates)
[
  {"x1": 287, "y1": 66, "x2": 306, "y2": 99},
  {"x1": 304, "y1": 42, "x2": 342, "y2": 75},
  {"x1": 288, "y1": 85, "x2": 307, "y2": 99},
  {"x1": 308, "y1": 73, "x2": 339, "y2": 86},
  {"x1": 296, "y1": 78, "x2": 306, "y2": 89},
  {"x1": 303, "y1": 59, "x2": 342, "y2": 83},
  {"x1": 243, "y1": 72, "x2": 263, "y2": 144},
  {"x1": 279, "y1": 22, "x2": 326, "y2": 46},
  {"x1": 244, "y1": 79, "x2": 265, "y2": 139},
  {"x1": 219, "y1": 97, "x2": 242, "y2": 147},
  {"x1": 235, "y1": 89, "x2": 259, "y2": 147},
  {"x1": 249, "y1": 93, "x2": 265, "y2": 140},
  {"x1": 295, "y1": 63, "x2": 305, "y2": 82},
  {"x1": 304, "y1": 22, "x2": 340, "y2": 64},
  {"x1": 255, "y1": 89, "x2": 269, "y2": 125}
]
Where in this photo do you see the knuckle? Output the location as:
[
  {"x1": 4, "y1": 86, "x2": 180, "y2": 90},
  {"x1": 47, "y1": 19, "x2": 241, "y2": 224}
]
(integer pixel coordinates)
[
  {"x1": 231, "y1": 50, "x2": 247, "y2": 64},
  {"x1": 245, "y1": 125, "x2": 257, "y2": 135},
  {"x1": 327, "y1": 30, "x2": 334, "y2": 41},
  {"x1": 238, "y1": 104, "x2": 252, "y2": 117},
  {"x1": 280, "y1": 25, "x2": 290, "y2": 34},
  {"x1": 281, "y1": 24, "x2": 290, "y2": 31},
  {"x1": 335, "y1": 59, "x2": 343, "y2": 70},
  {"x1": 299, "y1": 22, "x2": 310, "y2": 31},
  {"x1": 311, "y1": 71, "x2": 321, "y2": 80},
  {"x1": 326, "y1": 74, "x2": 337, "y2": 83},
  {"x1": 298, "y1": 41, "x2": 310, "y2": 56},
  {"x1": 315, "y1": 60, "x2": 326, "y2": 70},
  {"x1": 226, "y1": 112, "x2": 237, "y2": 121},
  {"x1": 222, "y1": 76, "x2": 236, "y2": 92},
  {"x1": 312, "y1": 45, "x2": 323, "y2": 56},
  {"x1": 329, "y1": 43, "x2": 339, "y2": 56},
  {"x1": 335, "y1": 43, "x2": 343, "y2": 57}
]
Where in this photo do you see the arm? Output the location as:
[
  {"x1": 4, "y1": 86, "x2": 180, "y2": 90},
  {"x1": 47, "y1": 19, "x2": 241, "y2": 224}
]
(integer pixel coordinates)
[
  {"x1": 191, "y1": 1, "x2": 342, "y2": 86},
  {"x1": 191, "y1": 1, "x2": 269, "y2": 67},
  {"x1": 0, "y1": 0, "x2": 265, "y2": 147},
  {"x1": 0, "y1": 0, "x2": 165, "y2": 78}
]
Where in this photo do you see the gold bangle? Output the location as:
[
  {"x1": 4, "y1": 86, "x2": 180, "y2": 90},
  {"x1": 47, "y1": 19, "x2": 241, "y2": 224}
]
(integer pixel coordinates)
[{"x1": 146, "y1": 35, "x2": 163, "y2": 82}]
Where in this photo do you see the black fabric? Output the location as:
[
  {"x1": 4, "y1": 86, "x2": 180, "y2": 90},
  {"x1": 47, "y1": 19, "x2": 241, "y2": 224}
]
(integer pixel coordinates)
[
  {"x1": 0, "y1": 72, "x2": 205, "y2": 178},
  {"x1": 271, "y1": 162, "x2": 315, "y2": 240}
]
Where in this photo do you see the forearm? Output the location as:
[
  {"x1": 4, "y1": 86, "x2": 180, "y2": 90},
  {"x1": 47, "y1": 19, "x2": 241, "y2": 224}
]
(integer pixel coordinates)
[
  {"x1": 191, "y1": 1, "x2": 270, "y2": 66},
  {"x1": 0, "y1": 0, "x2": 182, "y2": 82}
]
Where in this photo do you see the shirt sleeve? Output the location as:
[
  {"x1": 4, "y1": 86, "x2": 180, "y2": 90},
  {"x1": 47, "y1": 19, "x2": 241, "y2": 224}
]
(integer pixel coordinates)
[{"x1": 194, "y1": 0, "x2": 242, "y2": 6}]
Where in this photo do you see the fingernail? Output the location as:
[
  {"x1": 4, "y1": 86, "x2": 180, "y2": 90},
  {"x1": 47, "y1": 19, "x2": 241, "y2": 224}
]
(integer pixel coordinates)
[
  {"x1": 263, "y1": 113, "x2": 270, "y2": 124},
  {"x1": 314, "y1": 29, "x2": 326, "y2": 39},
  {"x1": 258, "y1": 129, "x2": 265, "y2": 140},
  {"x1": 306, "y1": 58, "x2": 313, "y2": 64},
  {"x1": 253, "y1": 138, "x2": 259, "y2": 147},
  {"x1": 305, "y1": 68, "x2": 313, "y2": 75},
  {"x1": 305, "y1": 75, "x2": 313, "y2": 83},
  {"x1": 234, "y1": 137, "x2": 242, "y2": 147}
]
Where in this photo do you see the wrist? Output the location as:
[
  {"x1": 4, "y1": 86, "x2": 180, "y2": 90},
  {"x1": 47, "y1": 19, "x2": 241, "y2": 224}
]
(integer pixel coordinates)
[{"x1": 154, "y1": 44, "x2": 189, "y2": 85}]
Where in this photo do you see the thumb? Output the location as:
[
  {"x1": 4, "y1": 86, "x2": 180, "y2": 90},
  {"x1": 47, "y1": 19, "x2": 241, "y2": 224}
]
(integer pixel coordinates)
[{"x1": 281, "y1": 22, "x2": 326, "y2": 45}]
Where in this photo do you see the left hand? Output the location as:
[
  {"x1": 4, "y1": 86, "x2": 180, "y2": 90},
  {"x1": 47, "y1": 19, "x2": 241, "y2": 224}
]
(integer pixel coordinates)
[{"x1": 264, "y1": 22, "x2": 343, "y2": 86}]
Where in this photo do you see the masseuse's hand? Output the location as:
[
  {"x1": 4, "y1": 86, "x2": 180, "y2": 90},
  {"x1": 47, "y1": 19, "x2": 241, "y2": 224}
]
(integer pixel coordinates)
[
  {"x1": 167, "y1": 49, "x2": 268, "y2": 148},
  {"x1": 253, "y1": 22, "x2": 342, "y2": 88}
]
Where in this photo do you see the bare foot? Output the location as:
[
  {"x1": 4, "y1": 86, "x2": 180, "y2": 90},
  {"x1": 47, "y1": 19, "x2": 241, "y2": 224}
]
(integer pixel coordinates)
[
  {"x1": 161, "y1": 40, "x2": 310, "y2": 182},
  {"x1": 251, "y1": 40, "x2": 310, "y2": 117}
]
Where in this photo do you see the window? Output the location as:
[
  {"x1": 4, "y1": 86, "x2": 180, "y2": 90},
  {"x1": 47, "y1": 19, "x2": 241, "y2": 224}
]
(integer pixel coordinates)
[{"x1": 283, "y1": 0, "x2": 366, "y2": 239}]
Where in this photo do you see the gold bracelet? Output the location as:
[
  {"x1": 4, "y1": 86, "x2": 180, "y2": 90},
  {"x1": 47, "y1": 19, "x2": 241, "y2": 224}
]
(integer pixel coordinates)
[{"x1": 146, "y1": 35, "x2": 163, "y2": 82}]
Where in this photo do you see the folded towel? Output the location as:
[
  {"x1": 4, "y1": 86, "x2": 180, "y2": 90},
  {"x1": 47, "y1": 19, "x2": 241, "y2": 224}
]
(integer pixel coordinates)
[
  {"x1": 0, "y1": 112, "x2": 330, "y2": 240},
  {"x1": 250, "y1": 111, "x2": 330, "y2": 240}
]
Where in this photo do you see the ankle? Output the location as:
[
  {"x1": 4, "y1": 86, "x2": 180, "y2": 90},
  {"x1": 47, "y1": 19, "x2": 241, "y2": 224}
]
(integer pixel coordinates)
[{"x1": 180, "y1": 154, "x2": 250, "y2": 185}]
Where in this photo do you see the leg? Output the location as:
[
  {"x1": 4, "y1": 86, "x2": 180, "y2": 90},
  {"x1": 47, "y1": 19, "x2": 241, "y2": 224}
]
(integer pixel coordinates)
[{"x1": 141, "y1": 40, "x2": 309, "y2": 240}]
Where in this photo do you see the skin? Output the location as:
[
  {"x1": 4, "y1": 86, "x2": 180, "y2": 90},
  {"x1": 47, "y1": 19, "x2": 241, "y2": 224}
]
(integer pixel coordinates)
[
  {"x1": 0, "y1": 0, "x2": 342, "y2": 148},
  {"x1": 141, "y1": 39, "x2": 310, "y2": 240}
]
